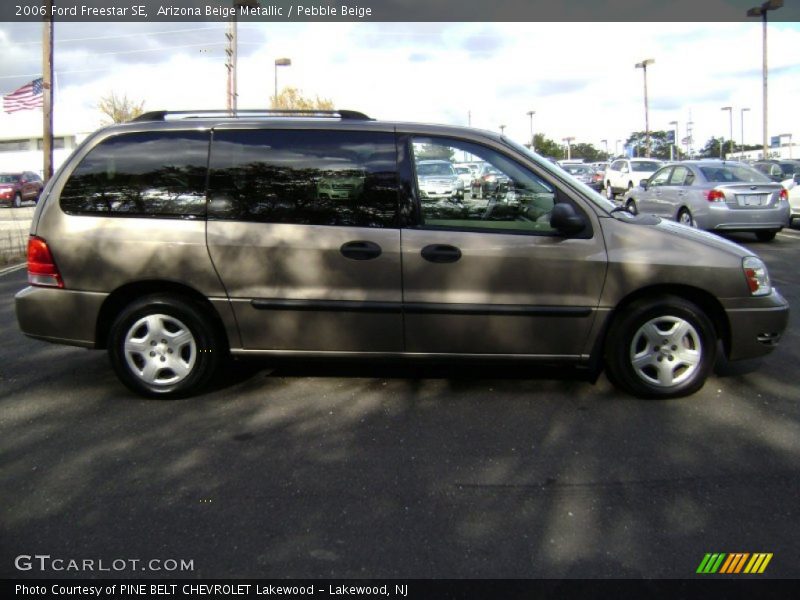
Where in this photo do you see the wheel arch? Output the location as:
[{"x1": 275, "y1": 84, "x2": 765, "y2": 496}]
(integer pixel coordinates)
[
  {"x1": 596, "y1": 284, "x2": 732, "y2": 362},
  {"x1": 95, "y1": 280, "x2": 230, "y2": 351}
]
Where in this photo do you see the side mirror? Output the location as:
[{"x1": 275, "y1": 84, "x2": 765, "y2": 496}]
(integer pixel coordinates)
[
  {"x1": 640, "y1": 179, "x2": 649, "y2": 190},
  {"x1": 550, "y1": 203, "x2": 586, "y2": 235}
]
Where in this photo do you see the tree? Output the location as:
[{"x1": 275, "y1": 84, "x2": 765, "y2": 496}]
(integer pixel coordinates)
[
  {"x1": 270, "y1": 86, "x2": 334, "y2": 110},
  {"x1": 531, "y1": 133, "x2": 563, "y2": 160},
  {"x1": 698, "y1": 137, "x2": 724, "y2": 159},
  {"x1": 414, "y1": 144, "x2": 455, "y2": 161},
  {"x1": 569, "y1": 142, "x2": 605, "y2": 162},
  {"x1": 98, "y1": 92, "x2": 145, "y2": 124},
  {"x1": 624, "y1": 130, "x2": 675, "y2": 160}
]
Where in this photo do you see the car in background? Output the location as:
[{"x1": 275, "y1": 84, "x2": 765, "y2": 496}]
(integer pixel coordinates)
[
  {"x1": 752, "y1": 160, "x2": 800, "y2": 226},
  {"x1": 752, "y1": 159, "x2": 800, "y2": 182},
  {"x1": 453, "y1": 165, "x2": 474, "y2": 191},
  {"x1": 623, "y1": 160, "x2": 790, "y2": 241},
  {"x1": 605, "y1": 158, "x2": 663, "y2": 199},
  {"x1": 0, "y1": 171, "x2": 44, "y2": 207},
  {"x1": 416, "y1": 160, "x2": 464, "y2": 201},
  {"x1": 561, "y1": 163, "x2": 603, "y2": 192},
  {"x1": 471, "y1": 162, "x2": 510, "y2": 199}
]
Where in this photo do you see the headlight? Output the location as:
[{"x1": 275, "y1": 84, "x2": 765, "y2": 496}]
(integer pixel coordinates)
[{"x1": 743, "y1": 256, "x2": 771, "y2": 296}]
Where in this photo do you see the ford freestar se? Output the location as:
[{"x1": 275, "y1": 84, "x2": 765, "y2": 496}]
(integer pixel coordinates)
[{"x1": 15, "y1": 110, "x2": 789, "y2": 399}]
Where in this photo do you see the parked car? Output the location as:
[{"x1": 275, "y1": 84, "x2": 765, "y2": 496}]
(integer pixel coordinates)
[
  {"x1": 752, "y1": 159, "x2": 800, "y2": 182},
  {"x1": 15, "y1": 109, "x2": 788, "y2": 400},
  {"x1": 605, "y1": 158, "x2": 663, "y2": 199},
  {"x1": 623, "y1": 160, "x2": 790, "y2": 241},
  {"x1": 0, "y1": 171, "x2": 44, "y2": 207},
  {"x1": 453, "y1": 165, "x2": 474, "y2": 191},
  {"x1": 752, "y1": 160, "x2": 800, "y2": 225},
  {"x1": 561, "y1": 163, "x2": 603, "y2": 192},
  {"x1": 471, "y1": 162, "x2": 510, "y2": 199},
  {"x1": 416, "y1": 159, "x2": 464, "y2": 201}
]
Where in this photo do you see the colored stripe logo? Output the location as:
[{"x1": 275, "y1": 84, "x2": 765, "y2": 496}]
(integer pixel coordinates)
[{"x1": 696, "y1": 553, "x2": 772, "y2": 574}]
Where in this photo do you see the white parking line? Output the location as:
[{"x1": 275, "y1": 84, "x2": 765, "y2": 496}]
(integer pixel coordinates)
[{"x1": 0, "y1": 262, "x2": 25, "y2": 277}]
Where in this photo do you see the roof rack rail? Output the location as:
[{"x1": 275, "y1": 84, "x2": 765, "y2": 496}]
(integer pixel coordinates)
[{"x1": 130, "y1": 109, "x2": 373, "y2": 123}]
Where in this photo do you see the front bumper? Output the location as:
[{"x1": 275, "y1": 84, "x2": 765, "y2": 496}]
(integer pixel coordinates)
[{"x1": 723, "y1": 289, "x2": 789, "y2": 360}]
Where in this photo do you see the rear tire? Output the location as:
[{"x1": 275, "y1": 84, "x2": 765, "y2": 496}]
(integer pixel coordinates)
[
  {"x1": 677, "y1": 208, "x2": 695, "y2": 227},
  {"x1": 604, "y1": 296, "x2": 716, "y2": 399},
  {"x1": 625, "y1": 199, "x2": 638, "y2": 215},
  {"x1": 13, "y1": 193, "x2": 21, "y2": 208},
  {"x1": 108, "y1": 294, "x2": 223, "y2": 398},
  {"x1": 755, "y1": 230, "x2": 777, "y2": 242},
  {"x1": 606, "y1": 183, "x2": 614, "y2": 200}
]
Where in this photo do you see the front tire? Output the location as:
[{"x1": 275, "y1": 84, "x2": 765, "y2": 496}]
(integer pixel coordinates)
[
  {"x1": 13, "y1": 193, "x2": 21, "y2": 208},
  {"x1": 606, "y1": 183, "x2": 614, "y2": 200},
  {"x1": 605, "y1": 296, "x2": 716, "y2": 399},
  {"x1": 108, "y1": 294, "x2": 222, "y2": 398},
  {"x1": 625, "y1": 198, "x2": 638, "y2": 215}
]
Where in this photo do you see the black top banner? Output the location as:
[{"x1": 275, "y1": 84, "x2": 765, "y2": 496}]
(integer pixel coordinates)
[{"x1": 3, "y1": 0, "x2": 800, "y2": 22}]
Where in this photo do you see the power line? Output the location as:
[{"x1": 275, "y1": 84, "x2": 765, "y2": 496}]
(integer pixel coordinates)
[{"x1": 9, "y1": 26, "x2": 223, "y2": 46}]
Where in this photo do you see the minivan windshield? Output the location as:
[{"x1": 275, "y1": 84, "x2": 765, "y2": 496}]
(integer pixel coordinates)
[{"x1": 502, "y1": 137, "x2": 616, "y2": 213}]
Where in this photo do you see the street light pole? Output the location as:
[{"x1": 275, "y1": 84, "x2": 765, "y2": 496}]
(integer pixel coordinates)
[
  {"x1": 721, "y1": 106, "x2": 733, "y2": 158},
  {"x1": 747, "y1": 0, "x2": 783, "y2": 158},
  {"x1": 499, "y1": 124, "x2": 506, "y2": 135},
  {"x1": 601, "y1": 139, "x2": 608, "y2": 157},
  {"x1": 635, "y1": 58, "x2": 655, "y2": 157},
  {"x1": 273, "y1": 57, "x2": 291, "y2": 106},
  {"x1": 740, "y1": 107, "x2": 750, "y2": 159},
  {"x1": 526, "y1": 110, "x2": 535, "y2": 151},
  {"x1": 669, "y1": 120, "x2": 678, "y2": 161},
  {"x1": 563, "y1": 137, "x2": 574, "y2": 160}
]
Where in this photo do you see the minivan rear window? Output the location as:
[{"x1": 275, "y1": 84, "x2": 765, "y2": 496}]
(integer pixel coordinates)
[
  {"x1": 60, "y1": 131, "x2": 210, "y2": 218},
  {"x1": 207, "y1": 129, "x2": 399, "y2": 228}
]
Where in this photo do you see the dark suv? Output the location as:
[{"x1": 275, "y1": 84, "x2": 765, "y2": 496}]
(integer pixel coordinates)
[
  {"x1": 15, "y1": 110, "x2": 789, "y2": 399},
  {"x1": 0, "y1": 171, "x2": 44, "y2": 207}
]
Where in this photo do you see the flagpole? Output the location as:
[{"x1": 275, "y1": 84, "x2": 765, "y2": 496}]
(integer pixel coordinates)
[{"x1": 42, "y1": 0, "x2": 54, "y2": 181}]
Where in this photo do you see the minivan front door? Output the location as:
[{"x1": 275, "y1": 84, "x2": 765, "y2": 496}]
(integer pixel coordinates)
[{"x1": 401, "y1": 136, "x2": 607, "y2": 357}]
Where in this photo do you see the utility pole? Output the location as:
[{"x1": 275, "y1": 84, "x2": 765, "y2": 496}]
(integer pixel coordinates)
[
  {"x1": 225, "y1": 17, "x2": 237, "y2": 114},
  {"x1": 527, "y1": 110, "x2": 535, "y2": 151},
  {"x1": 635, "y1": 59, "x2": 655, "y2": 157},
  {"x1": 740, "y1": 107, "x2": 750, "y2": 159},
  {"x1": 747, "y1": 1, "x2": 783, "y2": 158},
  {"x1": 563, "y1": 137, "x2": 574, "y2": 160},
  {"x1": 721, "y1": 106, "x2": 733, "y2": 158},
  {"x1": 42, "y1": 0, "x2": 54, "y2": 181}
]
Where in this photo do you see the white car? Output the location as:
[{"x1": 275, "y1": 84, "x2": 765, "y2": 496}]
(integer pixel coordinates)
[
  {"x1": 782, "y1": 176, "x2": 800, "y2": 226},
  {"x1": 605, "y1": 158, "x2": 663, "y2": 199}
]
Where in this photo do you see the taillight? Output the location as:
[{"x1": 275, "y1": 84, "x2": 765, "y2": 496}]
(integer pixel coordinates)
[
  {"x1": 779, "y1": 188, "x2": 788, "y2": 201},
  {"x1": 707, "y1": 189, "x2": 726, "y2": 202},
  {"x1": 27, "y1": 236, "x2": 63, "y2": 288}
]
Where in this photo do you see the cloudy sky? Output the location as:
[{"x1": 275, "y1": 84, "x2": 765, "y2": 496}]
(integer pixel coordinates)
[{"x1": 1, "y1": 20, "x2": 799, "y2": 154}]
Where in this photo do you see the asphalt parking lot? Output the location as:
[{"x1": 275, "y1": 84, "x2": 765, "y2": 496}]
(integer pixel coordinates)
[{"x1": 1, "y1": 228, "x2": 798, "y2": 579}]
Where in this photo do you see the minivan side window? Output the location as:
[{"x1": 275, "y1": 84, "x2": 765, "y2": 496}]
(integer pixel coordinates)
[
  {"x1": 410, "y1": 137, "x2": 561, "y2": 235},
  {"x1": 207, "y1": 129, "x2": 399, "y2": 228},
  {"x1": 60, "y1": 131, "x2": 209, "y2": 218}
]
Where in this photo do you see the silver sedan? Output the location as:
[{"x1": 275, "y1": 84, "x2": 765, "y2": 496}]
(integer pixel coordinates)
[{"x1": 622, "y1": 160, "x2": 790, "y2": 241}]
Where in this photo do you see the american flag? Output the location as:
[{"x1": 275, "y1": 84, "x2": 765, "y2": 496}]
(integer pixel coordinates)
[{"x1": 3, "y1": 78, "x2": 44, "y2": 113}]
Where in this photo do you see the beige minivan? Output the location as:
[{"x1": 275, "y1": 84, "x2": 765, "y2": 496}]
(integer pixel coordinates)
[{"x1": 15, "y1": 110, "x2": 789, "y2": 399}]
